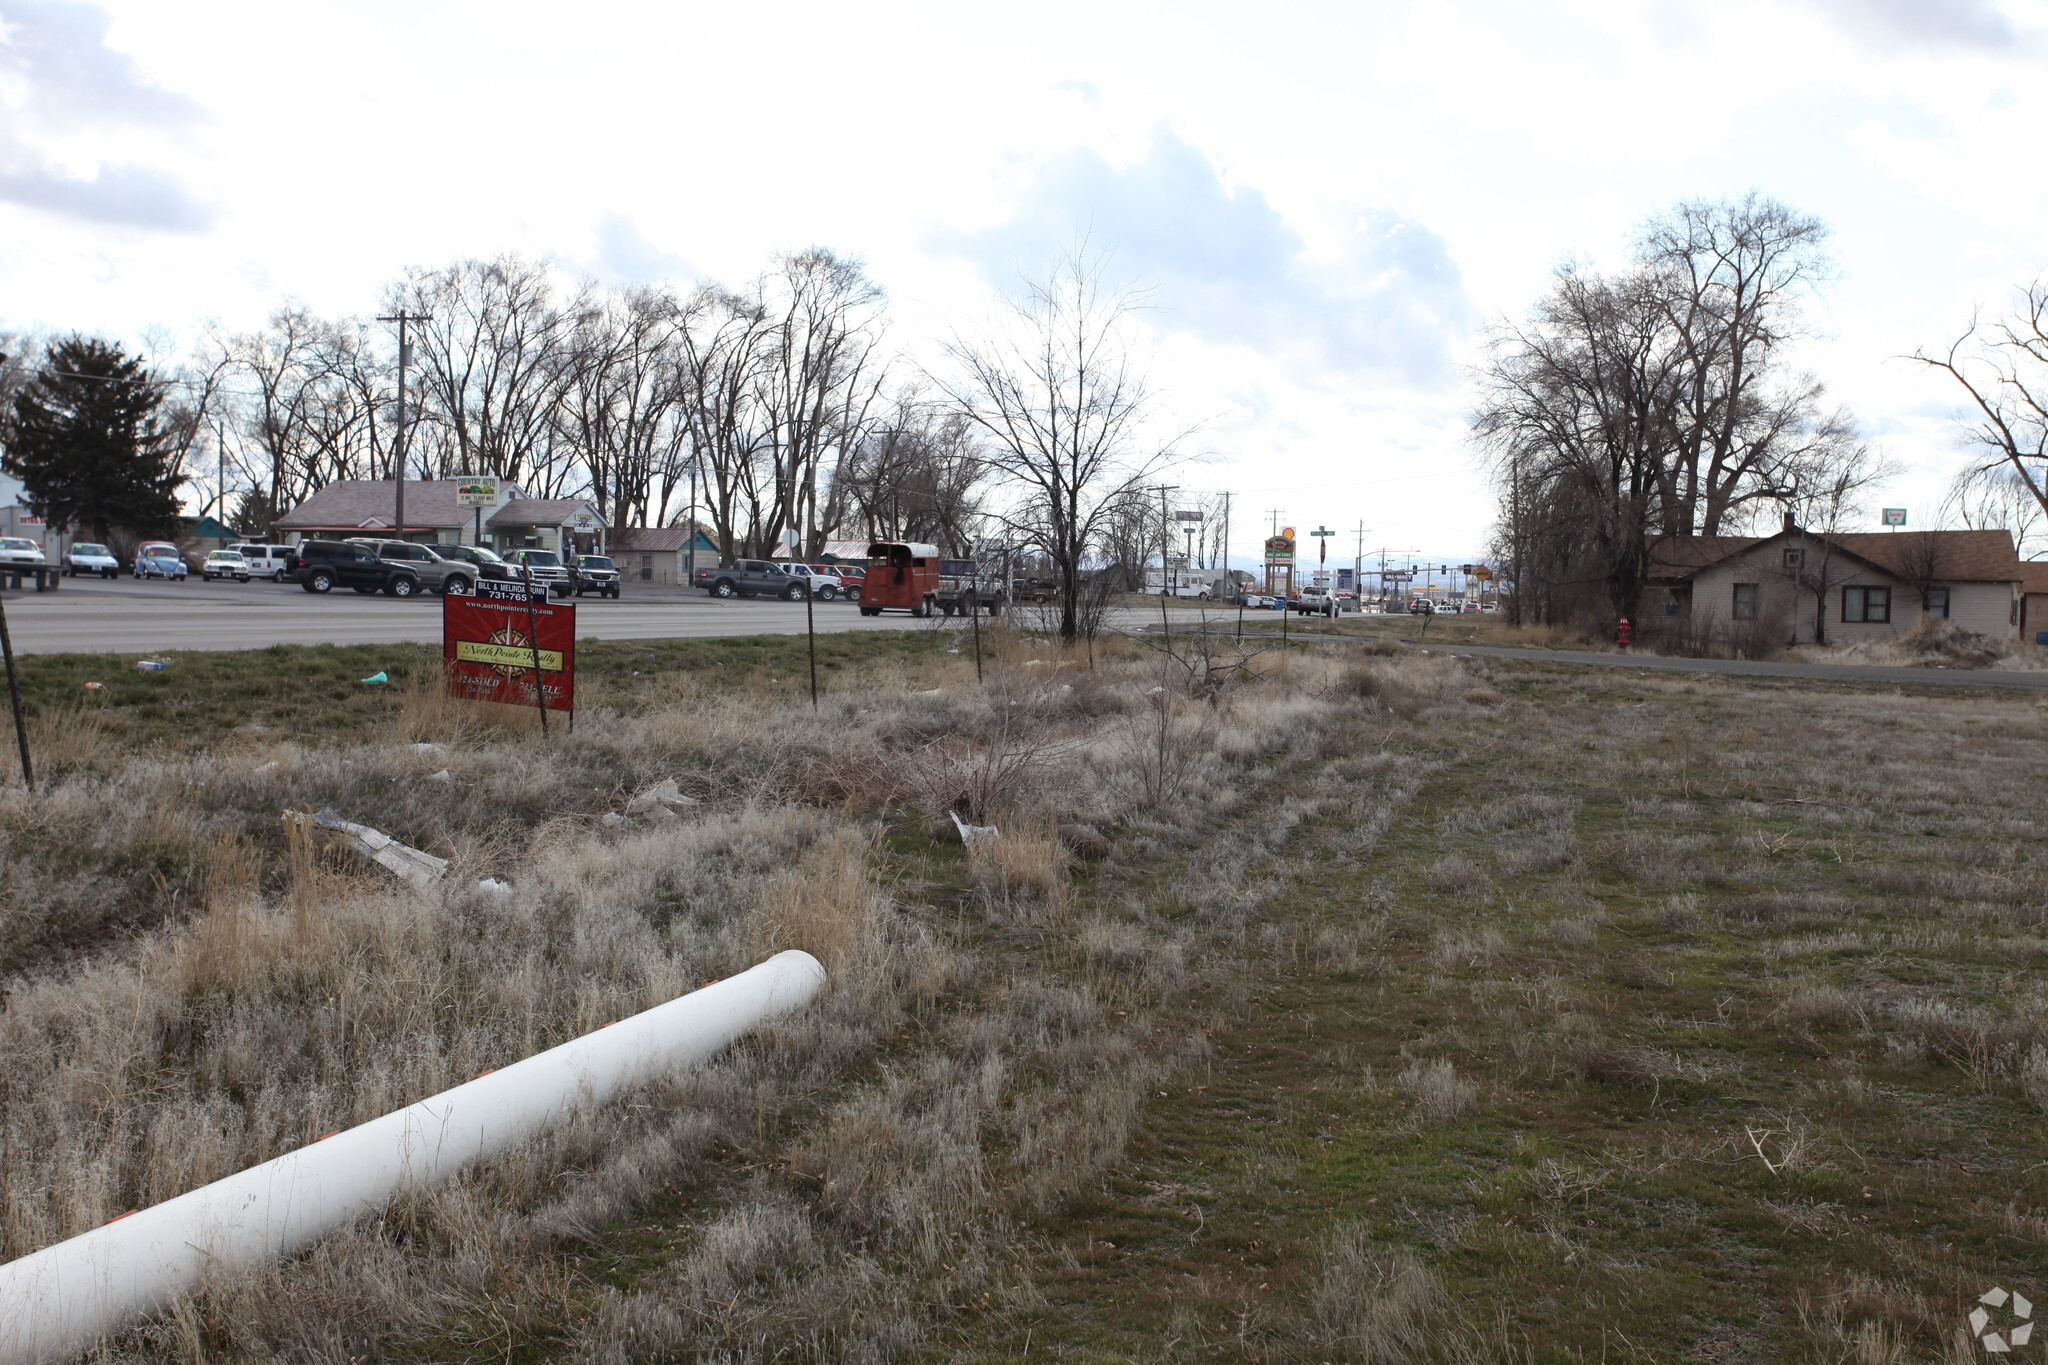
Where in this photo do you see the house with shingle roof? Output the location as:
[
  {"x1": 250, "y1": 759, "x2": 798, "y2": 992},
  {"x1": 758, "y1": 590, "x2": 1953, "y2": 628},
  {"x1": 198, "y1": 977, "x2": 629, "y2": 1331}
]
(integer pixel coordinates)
[
  {"x1": 1644, "y1": 515, "x2": 2028, "y2": 644},
  {"x1": 276, "y1": 479, "x2": 608, "y2": 555}
]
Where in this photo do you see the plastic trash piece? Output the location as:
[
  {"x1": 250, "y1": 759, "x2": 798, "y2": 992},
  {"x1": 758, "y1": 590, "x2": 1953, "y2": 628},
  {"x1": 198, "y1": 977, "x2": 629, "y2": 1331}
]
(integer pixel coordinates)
[
  {"x1": 360, "y1": 672, "x2": 389, "y2": 685},
  {"x1": 475, "y1": 878, "x2": 513, "y2": 895},
  {"x1": 410, "y1": 742, "x2": 447, "y2": 754},
  {"x1": 625, "y1": 778, "x2": 700, "y2": 816},
  {"x1": 134, "y1": 660, "x2": 167, "y2": 672},
  {"x1": 82, "y1": 681, "x2": 105, "y2": 692},
  {"x1": 426, "y1": 769, "x2": 454, "y2": 784},
  {"x1": 299, "y1": 808, "x2": 449, "y2": 890},
  {"x1": 949, "y1": 810, "x2": 998, "y2": 847},
  {"x1": 600, "y1": 812, "x2": 631, "y2": 828}
]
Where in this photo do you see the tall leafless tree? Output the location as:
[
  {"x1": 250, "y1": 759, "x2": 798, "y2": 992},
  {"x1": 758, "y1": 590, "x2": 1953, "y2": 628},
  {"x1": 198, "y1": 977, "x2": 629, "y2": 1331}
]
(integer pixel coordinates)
[
  {"x1": 1915, "y1": 281, "x2": 2048, "y2": 534},
  {"x1": 937, "y1": 253, "x2": 1183, "y2": 641}
]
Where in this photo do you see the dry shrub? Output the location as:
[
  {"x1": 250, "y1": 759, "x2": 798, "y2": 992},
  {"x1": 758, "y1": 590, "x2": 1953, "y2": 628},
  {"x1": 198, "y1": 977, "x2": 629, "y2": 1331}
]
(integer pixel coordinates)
[
  {"x1": 1423, "y1": 854, "x2": 1491, "y2": 894},
  {"x1": 1396, "y1": 1058, "x2": 1478, "y2": 1121},
  {"x1": 877, "y1": 727, "x2": 1053, "y2": 821},
  {"x1": 1335, "y1": 655, "x2": 1469, "y2": 717},
  {"x1": 1313, "y1": 1224, "x2": 1443, "y2": 1362},
  {"x1": 1776, "y1": 984, "x2": 1859, "y2": 1025},
  {"x1": 1562, "y1": 1035, "x2": 1676, "y2": 1087},
  {"x1": 966, "y1": 815, "x2": 1066, "y2": 903},
  {"x1": 757, "y1": 827, "x2": 885, "y2": 977},
  {"x1": 1109, "y1": 690, "x2": 1217, "y2": 809},
  {"x1": 25, "y1": 700, "x2": 117, "y2": 770},
  {"x1": 391, "y1": 664, "x2": 541, "y2": 743},
  {"x1": 2023, "y1": 1045, "x2": 2048, "y2": 1112},
  {"x1": 1461, "y1": 686, "x2": 1504, "y2": 706}
]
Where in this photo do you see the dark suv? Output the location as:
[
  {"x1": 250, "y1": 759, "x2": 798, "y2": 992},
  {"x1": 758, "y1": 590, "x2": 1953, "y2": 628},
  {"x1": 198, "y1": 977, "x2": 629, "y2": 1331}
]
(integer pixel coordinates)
[{"x1": 291, "y1": 540, "x2": 423, "y2": 597}]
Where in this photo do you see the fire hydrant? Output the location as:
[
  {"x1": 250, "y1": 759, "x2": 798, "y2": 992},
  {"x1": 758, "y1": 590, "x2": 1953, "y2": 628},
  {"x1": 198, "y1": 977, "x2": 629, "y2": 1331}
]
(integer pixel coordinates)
[{"x1": 1616, "y1": 616, "x2": 1632, "y2": 649}]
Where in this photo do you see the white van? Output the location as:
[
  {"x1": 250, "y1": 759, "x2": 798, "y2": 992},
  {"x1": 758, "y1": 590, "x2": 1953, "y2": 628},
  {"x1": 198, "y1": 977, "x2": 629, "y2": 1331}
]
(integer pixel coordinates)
[{"x1": 230, "y1": 544, "x2": 296, "y2": 581}]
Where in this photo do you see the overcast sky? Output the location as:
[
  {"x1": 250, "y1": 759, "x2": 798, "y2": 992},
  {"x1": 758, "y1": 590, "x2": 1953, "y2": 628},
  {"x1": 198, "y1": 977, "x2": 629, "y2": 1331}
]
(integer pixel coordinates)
[{"x1": 4, "y1": 0, "x2": 2046, "y2": 561}]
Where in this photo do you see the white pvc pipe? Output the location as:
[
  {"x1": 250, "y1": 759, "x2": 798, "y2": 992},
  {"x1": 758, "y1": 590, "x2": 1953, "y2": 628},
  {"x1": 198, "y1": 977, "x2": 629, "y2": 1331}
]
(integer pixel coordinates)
[{"x1": 0, "y1": 949, "x2": 826, "y2": 1365}]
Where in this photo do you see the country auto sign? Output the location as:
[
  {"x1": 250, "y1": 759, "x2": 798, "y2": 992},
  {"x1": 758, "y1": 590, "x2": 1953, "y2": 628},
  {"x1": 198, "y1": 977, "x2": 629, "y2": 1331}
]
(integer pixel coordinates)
[{"x1": 442, "y1": 580, "x2": 574, "y2": 713}]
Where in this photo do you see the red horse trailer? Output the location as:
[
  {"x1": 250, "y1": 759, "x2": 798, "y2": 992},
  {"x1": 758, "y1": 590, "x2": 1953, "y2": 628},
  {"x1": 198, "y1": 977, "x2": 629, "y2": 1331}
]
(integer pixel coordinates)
[{"x1": 856, "y1": 541, "x2": 940, "y2": 616}]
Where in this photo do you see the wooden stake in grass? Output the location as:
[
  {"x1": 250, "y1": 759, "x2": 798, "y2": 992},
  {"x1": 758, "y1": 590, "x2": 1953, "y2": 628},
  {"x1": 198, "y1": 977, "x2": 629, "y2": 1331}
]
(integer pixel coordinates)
[
  {"x1": 0, "y1": 585, "x2": 32, "y2": 788},
  {"x1": 522, "y1": 580, "x2": 549, "y2": 736}
]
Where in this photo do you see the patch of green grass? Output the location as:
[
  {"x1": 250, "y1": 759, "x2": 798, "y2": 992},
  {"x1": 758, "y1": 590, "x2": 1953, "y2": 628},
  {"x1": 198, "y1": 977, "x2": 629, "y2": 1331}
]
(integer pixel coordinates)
[
  {"x1": 1, "y1": 631, "x2": 950, "y2": 752},
  {"x1": 939, "y1": 665, "x2": 2048, "y2": 1361}
]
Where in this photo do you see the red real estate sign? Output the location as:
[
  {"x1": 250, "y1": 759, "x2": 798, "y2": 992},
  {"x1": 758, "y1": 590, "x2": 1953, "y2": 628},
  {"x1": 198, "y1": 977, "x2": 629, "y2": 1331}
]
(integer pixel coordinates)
[{"x1": 442, "y1": 581, "x2": 575, "y2": 713}]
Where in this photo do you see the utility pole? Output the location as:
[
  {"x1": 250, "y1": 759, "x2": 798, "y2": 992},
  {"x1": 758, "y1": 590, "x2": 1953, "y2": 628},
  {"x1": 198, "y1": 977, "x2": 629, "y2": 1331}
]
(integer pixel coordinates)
[
  {"x1": 378, "y1": 311, "x2": 427, "y2": 541},
  {"x1": 1153, "y1": 484, "x2": 1178, "y2": 649},
  {"x1": 1220, "y1": 491, "x2": 1232, "y2": 595}
]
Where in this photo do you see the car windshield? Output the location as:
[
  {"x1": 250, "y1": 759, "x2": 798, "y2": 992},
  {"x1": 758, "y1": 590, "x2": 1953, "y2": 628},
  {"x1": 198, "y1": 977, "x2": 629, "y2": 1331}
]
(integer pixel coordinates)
[
  {"x1": 140, "y1": 545, "x2": 175, "y2": 556},
  {"x1": 519, "y1": 551, "x2": 560, "y2": 567},
  {"x1": 73, "y1": 544, "x2": 108, "y2": 555},
  {"x1": 579, "y1": 557, "x2": 613, "y2": 569},
  {"x1": 0, "y1": 539, "x2": 33, "y2": 551},
  {"x1": 208, "y1": 552, "x2": 240, "y2": 560}
]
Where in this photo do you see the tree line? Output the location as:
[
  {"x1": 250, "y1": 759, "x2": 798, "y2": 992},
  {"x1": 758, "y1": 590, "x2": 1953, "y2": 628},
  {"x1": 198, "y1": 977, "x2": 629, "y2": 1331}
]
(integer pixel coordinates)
[{"x1": 0, "y1": 249, "x2": 1187, "y2": 640}]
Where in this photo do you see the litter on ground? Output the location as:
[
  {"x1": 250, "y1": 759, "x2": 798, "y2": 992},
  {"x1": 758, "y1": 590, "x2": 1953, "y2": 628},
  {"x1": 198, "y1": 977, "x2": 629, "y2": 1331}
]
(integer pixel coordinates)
[
  {"x1": 950, "y1": 810, "x2": 999, "y2": 847},
  {"x1": 360, "y1": 672, "x2": 389, "y2": 685},
  {"x1": 299, "y1": 807, "x2": 449, "y2": 890},
  {"x1": 625, "y1": 778, "x2": 700, "y2": 816}
]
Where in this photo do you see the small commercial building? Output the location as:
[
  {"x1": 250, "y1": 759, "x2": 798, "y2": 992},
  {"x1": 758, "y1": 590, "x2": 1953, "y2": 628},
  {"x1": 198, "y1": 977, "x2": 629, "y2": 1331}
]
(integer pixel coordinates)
[
  {"x1": 610, "y1": 526, "x2": 719, "y2": 584},
  {"x1": 275, "y1": 480, "x2": 607, "y2": 555}
]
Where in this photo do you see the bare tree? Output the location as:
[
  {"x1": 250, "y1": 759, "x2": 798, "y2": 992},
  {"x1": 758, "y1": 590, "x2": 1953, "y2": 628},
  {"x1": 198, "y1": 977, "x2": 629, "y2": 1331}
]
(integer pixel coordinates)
[
  {"x1": 388, "y1": 256, "x2": 592, "y2": 492},
  {"x1": 833, "y1": 389, "x2": 985, "y2": 547},
  {"x1": 1476, "y1": 265, "x2": 1687, "y2": 627},
  {"x1": 1481, "y1": 195, "x2": 1864, "y2": 630},
  {"x1": 1915, "y1": 282, "x2": 2048, "y2": 532},
  {"x1": 1947, "y1": 461, "x2": 2045, "y2": 559},
  {"x1": 937, "y1": 253, "x2": 1183, "y2": 641},
  {"x1": 1643, "y1": 194, "x2": 1838, "y2": 534}
]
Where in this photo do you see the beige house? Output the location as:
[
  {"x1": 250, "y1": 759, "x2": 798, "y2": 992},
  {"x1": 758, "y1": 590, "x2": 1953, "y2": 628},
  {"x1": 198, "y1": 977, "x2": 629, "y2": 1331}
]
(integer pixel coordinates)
[{"x1": 1645, "y1": 518, "x2": 2024, "y2": 646}]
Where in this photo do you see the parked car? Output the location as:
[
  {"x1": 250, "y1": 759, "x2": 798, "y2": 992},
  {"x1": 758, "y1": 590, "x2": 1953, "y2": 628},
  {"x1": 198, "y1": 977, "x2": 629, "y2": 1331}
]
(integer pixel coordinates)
[
  {"x1": 133, "y1": 542, "x2": 188, "y2": 580},
  {"x1": 1012, "y1": 577, "x2": 1055, "y2": 604},
  {"x1": 820, "y1": 563, "x2": 864, "y2": 599},
  {"x1": 502, "y1": 548, "x2": 573, "y2": 597},
  {"x1": 569, "y1": 554, "x2": 622, "y2": 598},
  {"x1": 432, "y1": 542, "x2": 517, "y2": 584},
  {"x1": 201, "y1": 549, "x2": 251, "y2": 582},
  {"x1": 0, "y1": 537, "x2": 47, "y2": 568},
  {"x1": 289, "y1": 539, "x2": 422, "y2": 597},
  {"x1": 1156, "y1": 583, "x2": 1212, "y2": 600},
  {"x1": 228, "y1": 544, "x2": 296, "y2": 581},
  {"x1": 785, "y1": 563, "x2": 845, "y2": 601},
  {"x1": 695, "y1": 559, "x2": 806, "y2": 600},
  {"x1": 61, "y1": 543, "x2": 120, "y2": 578},
  {"x1": 345, "y1": 538, "x2": 481, "y2": 595}
]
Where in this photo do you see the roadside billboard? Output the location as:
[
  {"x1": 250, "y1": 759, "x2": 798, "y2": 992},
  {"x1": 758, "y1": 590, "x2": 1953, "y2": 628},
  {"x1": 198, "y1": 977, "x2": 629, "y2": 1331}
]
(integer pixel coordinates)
[
  {"x1": 456, "y1": 481, "x2": 499, "y2": 508},
  {"x1": 442, "y1": 578, "x2": 575, "y2": 714}
]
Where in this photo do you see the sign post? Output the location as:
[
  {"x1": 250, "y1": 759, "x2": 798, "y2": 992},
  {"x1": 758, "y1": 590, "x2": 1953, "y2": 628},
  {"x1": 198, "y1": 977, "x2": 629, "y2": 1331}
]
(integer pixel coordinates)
[
  {"x1": 457, "y1": 479, "x2": 499, "y2": 548},
  {"x1": 442, "y1": 578, "x2": 575, "y2": 731}
]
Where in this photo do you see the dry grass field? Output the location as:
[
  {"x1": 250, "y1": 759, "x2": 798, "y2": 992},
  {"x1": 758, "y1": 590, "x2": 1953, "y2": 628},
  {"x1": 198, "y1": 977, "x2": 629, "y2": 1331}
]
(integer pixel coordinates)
[{"x1": 1, "y1": 627, "x2": 2044, "y2": 1362}]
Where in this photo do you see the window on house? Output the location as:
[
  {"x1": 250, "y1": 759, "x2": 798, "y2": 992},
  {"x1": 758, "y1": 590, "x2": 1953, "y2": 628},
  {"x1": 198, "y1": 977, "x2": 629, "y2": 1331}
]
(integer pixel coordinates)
[
  {"x1": 1783, "y1": 549, "x2": 1804, "y2": 569},
  {"x1": 1923, "y1": 586, "x2": 1950, "y2": 619},
  {"x1": 1842, "y1": 585, "x2": 1892, "y2": 623},
  {"x1": 1732, "y1": 582, "x2": 1759, "y2": 620}
]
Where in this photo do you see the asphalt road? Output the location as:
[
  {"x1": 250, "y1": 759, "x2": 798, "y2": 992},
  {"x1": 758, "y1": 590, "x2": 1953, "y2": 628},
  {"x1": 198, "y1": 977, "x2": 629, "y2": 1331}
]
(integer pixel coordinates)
[{"x1": 0, "y1": 575, "x2": 981, "y2": 654}]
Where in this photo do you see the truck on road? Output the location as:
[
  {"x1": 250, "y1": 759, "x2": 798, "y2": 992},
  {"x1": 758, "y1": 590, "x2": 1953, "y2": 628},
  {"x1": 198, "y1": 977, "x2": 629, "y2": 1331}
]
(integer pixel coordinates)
[{"x1": 695, "y1": 559, "x2": 807, "y2": 601}]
